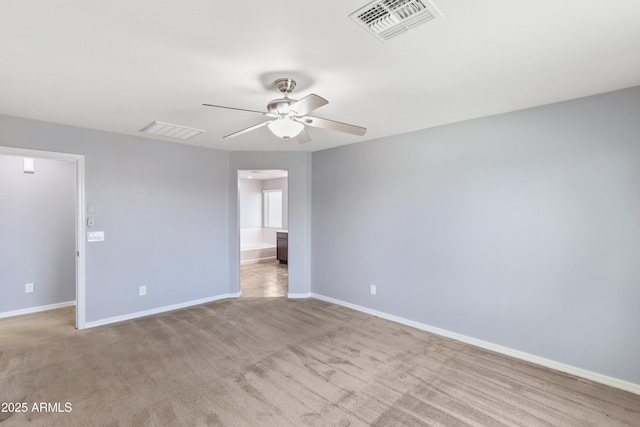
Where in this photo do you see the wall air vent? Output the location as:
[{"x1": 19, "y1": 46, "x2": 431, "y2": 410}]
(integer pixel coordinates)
[
  {"x1": 140, "y1": 121, "x2": 205, "y2": 140},
  {"x1": 350, "y1": 0, "x2": 443, "y2": 42}
]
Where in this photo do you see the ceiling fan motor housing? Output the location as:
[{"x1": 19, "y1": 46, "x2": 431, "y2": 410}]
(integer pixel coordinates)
[
  {"x1": 274, "y1": 78, "x2": 296, "y2": 93},
  {"x1": 267, "y1": 98, "x2": 295, "y2": 115}
]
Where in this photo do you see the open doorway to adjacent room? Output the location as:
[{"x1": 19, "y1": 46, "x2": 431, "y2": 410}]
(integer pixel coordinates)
[
  {"x1": 0, "y1": 147, "x2": 85, "y2": 328},
  {"x1": 238, "y1": 169, "x2": 288, "y2": 297}
]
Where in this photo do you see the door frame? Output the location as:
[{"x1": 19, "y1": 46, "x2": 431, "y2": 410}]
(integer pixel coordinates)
[
  {"x1": 236, "y1": 169, "x2": 289, "y2": 296},
  {"x1": 0, "y1": 146, "x2": 86, "y2": 329}
]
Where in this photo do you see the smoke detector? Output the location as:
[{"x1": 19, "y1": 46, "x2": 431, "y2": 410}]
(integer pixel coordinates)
[{"x1": 350, "y1": 0, "x2": 443, "y2": 42}]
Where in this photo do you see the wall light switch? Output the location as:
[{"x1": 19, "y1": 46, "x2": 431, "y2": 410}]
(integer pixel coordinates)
[
  {"x1": 87, "y1": 231, "x2": 105, "y2": 242},
  {"x1": 139, "y1": 286, "x2": 147, "y2": 296},
  {"x1": 25, "y1": 283, "x2": 34, "y2": 293},
  {"x1": 23, "y1": 158, "x2": 35, "y2": 174}
]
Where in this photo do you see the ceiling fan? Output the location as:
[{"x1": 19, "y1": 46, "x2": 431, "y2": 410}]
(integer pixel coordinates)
[{"x1": 203, "y1": 78, "x2": 366, "y2": 144}]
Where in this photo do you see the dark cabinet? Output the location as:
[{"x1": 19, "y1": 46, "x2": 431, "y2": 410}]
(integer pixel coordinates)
[{"x1": 277, "y1": 232, "x2": 288, "y2": 264}]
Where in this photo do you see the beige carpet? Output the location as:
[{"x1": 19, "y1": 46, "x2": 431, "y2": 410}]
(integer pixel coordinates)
[{"x1": 1, "y1": 298, "x2": 639, "y2": 426}]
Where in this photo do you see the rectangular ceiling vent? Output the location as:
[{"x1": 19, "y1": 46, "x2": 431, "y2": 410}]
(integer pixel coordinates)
[
  {"x1": 140, "y1": 121, "x2": 205, "y2": 140},
  {"x1": 350, "y1": 0, "x2": 443, "y2": 42}
]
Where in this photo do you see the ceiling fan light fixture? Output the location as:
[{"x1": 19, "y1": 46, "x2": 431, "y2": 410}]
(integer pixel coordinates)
[{"x1": 268, "y1": 117, "x2": 304, "y2": 139}]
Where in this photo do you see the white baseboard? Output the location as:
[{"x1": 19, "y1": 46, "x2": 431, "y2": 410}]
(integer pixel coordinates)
[
  {"x1": 0, "y1": 300, "x2": 76, "y2": 320},
  {"x1": 287, "y1": 293, "x2": 312, "y2": 299},
  {"x1": 310, "y1": 293, "x2": 640, "y2": 396},
  {"x1": 240, "y1": 256, "x2": 276, "y2": 265},
  {"x1": 83, "y1": 293, "x2": 241, "y2": 329}
]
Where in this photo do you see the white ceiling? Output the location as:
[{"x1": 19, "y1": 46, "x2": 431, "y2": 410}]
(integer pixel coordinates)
[
  {"x1": 1, "y1": 1, "x2": 639, "y2": 152},
  {"x1": 238, "y1": 170, "x2": 288, "y2": 180}
]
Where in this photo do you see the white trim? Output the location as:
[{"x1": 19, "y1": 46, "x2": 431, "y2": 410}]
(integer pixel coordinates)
[
  {"x1": 240, "y1": 256, "x2": 277, "y2": 265},
  {"x1": 75, "y1": 156, "x2": 86, "y2": 329},
  {"x1": 0, "y1": 301, "x2": 75, "y2": 320},
  {"x1": 83, "y1": 293, "x2": 241, "y2": 329},
  {"x1": 310, "y1": 293, "x2": 640, "y2": 396},
  {"x1": 0, "y1": 146, "x2": 86, "y2": 330},
  {"x1": 287, "y1": 293, "x2": 311, "y2": 299}
]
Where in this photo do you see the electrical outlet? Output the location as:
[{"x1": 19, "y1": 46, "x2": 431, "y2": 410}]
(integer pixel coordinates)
[
  {"x1": 139, "y1": 285, "x2": 147, "y2": 296},
  {"x1": 25, "y1": 283, "x2": 34, "y2": 293},
  {"x1": 370, "y1": 284, "x2": 376, "y2": 295}
]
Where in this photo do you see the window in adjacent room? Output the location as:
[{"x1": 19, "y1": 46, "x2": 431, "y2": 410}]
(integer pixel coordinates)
[{"x1": 263, "y1": 189, "x2": 282, "y2": 228}]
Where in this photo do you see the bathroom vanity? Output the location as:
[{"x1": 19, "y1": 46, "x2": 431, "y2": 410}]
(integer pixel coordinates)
[{"x1": 276, "y1": 230, "x2": 288, "y2": 264}]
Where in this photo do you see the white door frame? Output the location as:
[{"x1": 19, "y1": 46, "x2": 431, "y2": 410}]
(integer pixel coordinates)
[
  {"x1": 0, "y1": 146, "x2": 86, "y2": 329},
  {"x1": 236, "y1": 169, "x2": 289, "y2": 296}
]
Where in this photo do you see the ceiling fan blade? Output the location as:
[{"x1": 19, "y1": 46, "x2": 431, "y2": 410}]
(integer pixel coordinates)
[
  {"x1": 288, "y1": 94, "x2": 328, "y2": 116},
  {"x1": 203, "y1": 104, "x2": 267, "y2": 115},
  {"x1": 299, "y1": 116, "x2": 366, "y2": 136},
  {"x1": 291, "y1": 128, "x2": 311, "y2": 144},
  {"x1": 223, "y1": 121, "x2": 272, "y2": 138}
]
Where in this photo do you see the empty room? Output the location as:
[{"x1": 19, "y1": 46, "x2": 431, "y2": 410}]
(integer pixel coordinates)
[{"x1": 1, "y1": 1, "x2": 639, "y2": 425}]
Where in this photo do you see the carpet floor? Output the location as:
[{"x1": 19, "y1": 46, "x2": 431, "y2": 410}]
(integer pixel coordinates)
[{"x1": 1, "y1": 298, "x2": 638, "y2": 426}]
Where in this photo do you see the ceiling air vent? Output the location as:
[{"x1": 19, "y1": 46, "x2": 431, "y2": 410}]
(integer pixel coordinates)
[
  {"x1": 140, "y1": 121, "x2": 205, "y2": 140},
  {"x1": 350, "y1": 0, "x2": 443, "y2": 42}
]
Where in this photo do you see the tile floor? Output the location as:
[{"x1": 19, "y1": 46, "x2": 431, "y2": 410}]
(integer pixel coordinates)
[{"x1": 240, "y1": 259, "x2": 288, "y2": 297}]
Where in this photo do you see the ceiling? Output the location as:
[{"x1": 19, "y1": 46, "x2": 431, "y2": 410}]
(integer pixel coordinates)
[
  {"x1": 238, "y1": 170, "x2": 288, "y2": 180},
  {"x1": 1, "y1": 1, "x2": 639, "y2": 152}
]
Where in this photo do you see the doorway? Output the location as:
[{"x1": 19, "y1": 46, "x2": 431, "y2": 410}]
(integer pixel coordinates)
[
  {"x1": 0, "y1": 146, "x2": 85, "y2": 328},
  {"x1": 238, "y1": 169, "x2": 288, "y2": 297}
]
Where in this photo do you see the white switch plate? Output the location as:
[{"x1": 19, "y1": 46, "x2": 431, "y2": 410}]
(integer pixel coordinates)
[
  {"x1": 23, "y1": 158, "x2": 35, "y2": 173},
  {"x1": 87, "y1": 231, "x2": 105, "y2": 242},
  {"x1": 370, "y1": 284, "x2": 376, "y2": 295},
  {"x1": 139, "y1": 286, "x2": 147, "y2": 296},
  {"x1": 25, "y1": 283, "x2": 34, "y2": 293}
]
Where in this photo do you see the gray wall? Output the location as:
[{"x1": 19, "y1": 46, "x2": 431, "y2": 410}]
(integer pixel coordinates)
[
  {"x1": 0, "y1": 155, "x2": 76, "y2": 312},
  {"x1": 311, "y1": 87, "x2": 640, "y2": 384},
  {"x1": 230, "y1": 152, "x2": 311, "y2": 296},
  {"x1": 0, "y1": 115, "x2": 230, "y2": 322}
]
